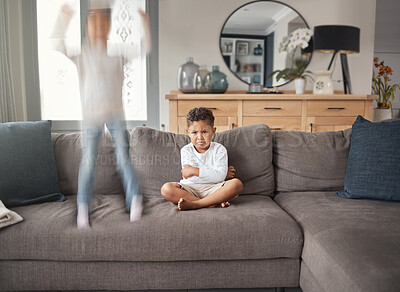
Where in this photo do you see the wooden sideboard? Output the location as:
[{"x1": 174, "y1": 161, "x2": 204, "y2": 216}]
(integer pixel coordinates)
[{"x1": 165, "y1": 91, "x2": 375, "y2": 134}]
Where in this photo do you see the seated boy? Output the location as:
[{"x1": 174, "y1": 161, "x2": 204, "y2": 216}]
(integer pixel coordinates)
[{"x1": 161, "y1": 107, "x2": 243, "y2": 210}]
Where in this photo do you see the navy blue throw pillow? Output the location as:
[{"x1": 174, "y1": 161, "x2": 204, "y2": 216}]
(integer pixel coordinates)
[
  {"x1": 0, "y1": 121, "x2": 64, "y2": 207},
  {"x1": 336, "y1": 116, "x2": 400, "y2": 201}
]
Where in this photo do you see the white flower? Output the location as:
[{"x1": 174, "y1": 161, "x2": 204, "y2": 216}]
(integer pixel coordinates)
[
  {"x1": 289, "y1": 35, "x2": 298, "y2": 44},
  {"x1": 288, "y1": 42, "x2": 296, "y2": 51},
  {"x1": 298, "y1": 40, "x2": 308, "y2": 49},
  {"x1": 296, "y1": 28, "x2": 312, "y2": 43},
  {"x1": 278, "y1": 36, "x2": 290, "y2": 53},
  {"x1": 280, "y1": 28, "x2": 313, "y2": 52}
]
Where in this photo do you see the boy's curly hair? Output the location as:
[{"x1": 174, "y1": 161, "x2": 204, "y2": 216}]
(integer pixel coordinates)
[{"x1": 186, "y1": 107, "x2": 215, "y2": 128}]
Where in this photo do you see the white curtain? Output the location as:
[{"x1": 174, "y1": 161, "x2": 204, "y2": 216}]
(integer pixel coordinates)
[{"x1": 0, "y1": 0, "x2": 16, "y2": 122}]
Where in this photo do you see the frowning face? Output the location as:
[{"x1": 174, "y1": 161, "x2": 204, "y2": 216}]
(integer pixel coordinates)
[{"x1": 187, "y1": 120, "x2": 216, "y2": 153}]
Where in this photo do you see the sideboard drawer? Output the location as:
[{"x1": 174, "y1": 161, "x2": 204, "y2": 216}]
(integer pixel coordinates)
[
  {"x1": 306, "y1": 116, "x2": 358, "y2": 132},
  {"x1": 243, "y1": 100, "x2": 301, "y2": 116},
  {"x1": 307, "y1": 101, "x2": 364, "y2": 116},
  {"x1": 243, "y1": 117, "x2": 301, "y2": 131},
  {"x1": 178, "y1": 100, "x2": 238, "y2": 117}
]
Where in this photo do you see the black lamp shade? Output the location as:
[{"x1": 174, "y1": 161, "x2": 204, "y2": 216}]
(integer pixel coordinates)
[{"x1": 313, "y1": 25, "x2": 360, "y2": 53}]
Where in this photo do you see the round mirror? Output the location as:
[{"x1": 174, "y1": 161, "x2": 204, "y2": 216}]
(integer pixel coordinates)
[{"x1": 220, "y1": 0, "x2": 312, "y2": 87}]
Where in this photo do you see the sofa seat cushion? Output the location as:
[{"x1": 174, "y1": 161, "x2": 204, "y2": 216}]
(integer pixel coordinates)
[
  {"x1": 274, "y1": 191, "x2": 400, "y2": 292},
  {"x1": 0, "y1": 195, "x2": 303, "y2": 262}
]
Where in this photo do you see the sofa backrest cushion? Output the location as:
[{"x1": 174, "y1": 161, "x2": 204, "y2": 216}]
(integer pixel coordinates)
[
  {"x1": 213, "y1": 124, "x2": 274, "y2": 196},
  {"x1": 130, "y1": 127, "x2": 189, "y2": 197},
  {"x1": 130, "y1": 124, "x2": 274, "y2": 197},
  {"x1": 273, "y1": 129, "x2": 351, "y2": 192},
  {"x1": 52, "y1": 132, "x2": 124, "y2": 196}
]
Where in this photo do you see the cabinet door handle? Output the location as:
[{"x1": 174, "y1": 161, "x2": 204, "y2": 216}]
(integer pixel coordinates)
[
  {"x1": 206, "y1": 107, "x2": 217, "y2": 110},
  {"x1": 328, "y1": 107, "x2": 345, "y2": 110},
  {"x1": 264, "y1": 107, "x2": 282, "y2": 110},
  {"x1": 231, "y1": 123, "x2": 235, "y2": 129},
  {"x1": 270, "y1": 127, "x2": 281, "y2": 131},
  {"x1": 310, "y1": 123, "x2": 313, "y2": 133}
]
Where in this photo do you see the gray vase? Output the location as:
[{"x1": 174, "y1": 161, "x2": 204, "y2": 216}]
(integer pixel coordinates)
[
  {"x1": 194, "y1": 65, "x2": 210, "y2": 93},
  {"x1": 205, "y1": 65, "x2": 229, "y2": 94},
  {"x1": 178, "y1": 57, "x2": 199, "y2": 93}
]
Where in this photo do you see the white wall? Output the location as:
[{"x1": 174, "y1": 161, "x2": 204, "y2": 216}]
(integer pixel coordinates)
[
  {"x1": 273, "y1": 10, "x2": 296, "y2": 79},
  {"x1": 374, "y1": 0, "x2": 400, "y2": 118},
  {"x1": 159, "y1": 0, "x2": 377, "y2": 130}
]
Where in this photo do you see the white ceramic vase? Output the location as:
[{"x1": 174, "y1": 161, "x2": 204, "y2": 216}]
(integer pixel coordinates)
[
  {"x1": 374, "y1": 108, "x2": 392, "y2": 122},
  {"x1": 295, "y1": 78, "x2": 305, "y2": 94},
  {"x1": 313, "y1": 71, "x2": 334, "y2": 94}
]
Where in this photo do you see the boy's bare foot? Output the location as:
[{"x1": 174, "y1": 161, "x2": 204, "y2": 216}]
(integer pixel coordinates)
[
  {"x1": 221, "y1": 201, "x2": 230, "y2": 208},
  {"x1": 178, "y1": 198, "x2": 201, "y2": 211},
  {"x1": 178, "y1": 198, "x2": 231, "y2": 210},
  {"x1": 211, "y1": 201, "x2": 230, "y2": 208}
]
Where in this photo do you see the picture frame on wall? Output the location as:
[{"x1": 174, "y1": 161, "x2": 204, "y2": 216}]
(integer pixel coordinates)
[{"x1": 236, "y1": 41, "x2": 249, "y2": 56}]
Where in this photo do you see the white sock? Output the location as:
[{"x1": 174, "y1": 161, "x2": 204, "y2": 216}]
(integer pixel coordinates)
[
  {"x1": 77, "y1": 203, "x2": 90, "y2": 229},
  {"x1": 130, "y1": 195, "x2": 143, "y2": 222}
]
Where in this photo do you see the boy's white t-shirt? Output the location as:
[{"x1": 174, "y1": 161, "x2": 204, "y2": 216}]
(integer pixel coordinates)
[{"x1": 179, "y1": 142, "x2": 228, "y2": 185}]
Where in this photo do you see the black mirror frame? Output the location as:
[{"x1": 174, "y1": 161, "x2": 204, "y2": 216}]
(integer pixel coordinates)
[{"x1": 219, "y1": 0, "x2": 313, "y2": 88}]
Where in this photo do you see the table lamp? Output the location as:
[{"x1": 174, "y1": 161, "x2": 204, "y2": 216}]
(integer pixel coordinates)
[{"x1": 313, "y1": 25, "x2": 360, "y2": 94}]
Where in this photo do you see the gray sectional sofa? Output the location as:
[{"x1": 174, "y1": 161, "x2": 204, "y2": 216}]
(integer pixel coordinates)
[{"x1": 0, "y1": 124, "x2": 399, "y2": 291}]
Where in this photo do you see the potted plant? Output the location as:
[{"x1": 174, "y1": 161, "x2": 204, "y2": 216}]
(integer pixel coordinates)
[
  {"x1": 268, "y1": 28, "x2": 314, "y2": 94},
  {"x1": 372, "y1": 57, "x2": 400, "y2": 121}
]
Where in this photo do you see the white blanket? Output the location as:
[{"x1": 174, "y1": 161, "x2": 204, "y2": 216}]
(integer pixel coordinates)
[{"x1": 0, "y1": 200, "x2": 23, "y2": 229}]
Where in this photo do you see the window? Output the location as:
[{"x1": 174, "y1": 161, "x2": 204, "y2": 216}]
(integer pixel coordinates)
[{"x1": 36, "y1": 0, "x2": 147, "y2": 122}]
